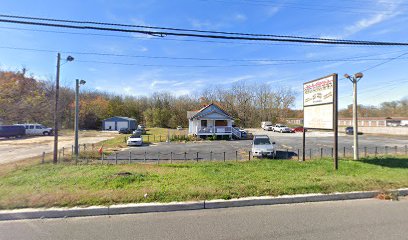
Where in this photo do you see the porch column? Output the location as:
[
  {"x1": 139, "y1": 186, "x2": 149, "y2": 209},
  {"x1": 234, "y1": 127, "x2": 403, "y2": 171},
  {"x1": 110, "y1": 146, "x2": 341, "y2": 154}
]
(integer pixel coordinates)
[{"x1": 213, "y1": 120, "x2": 216, "y2": 133}]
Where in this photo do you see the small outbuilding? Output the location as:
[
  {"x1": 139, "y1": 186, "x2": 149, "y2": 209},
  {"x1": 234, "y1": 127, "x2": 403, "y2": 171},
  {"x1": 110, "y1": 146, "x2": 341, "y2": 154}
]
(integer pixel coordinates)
[{"x1": 102, "y1": 116, "x2": 137, "y2": 131}]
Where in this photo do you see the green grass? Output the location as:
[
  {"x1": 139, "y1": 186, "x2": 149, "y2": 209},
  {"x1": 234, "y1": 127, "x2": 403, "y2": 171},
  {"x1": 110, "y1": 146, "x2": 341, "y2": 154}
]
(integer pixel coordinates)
[
  {"x1": 0, "y1": 156, "x2": 407, "y2": 209},
  {"x1": 142, "y1": 127, "x2": 188, "y2": 143}
]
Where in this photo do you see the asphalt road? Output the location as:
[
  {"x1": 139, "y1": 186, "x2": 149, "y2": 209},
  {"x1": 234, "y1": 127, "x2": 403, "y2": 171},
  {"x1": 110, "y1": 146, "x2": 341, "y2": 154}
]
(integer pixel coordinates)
[
  {"x1": 110, "y1": 130, "x2": 408, "y2": 161},
  {"x1": 1, "y1": 199, "x2": 407, "y2": 240}
]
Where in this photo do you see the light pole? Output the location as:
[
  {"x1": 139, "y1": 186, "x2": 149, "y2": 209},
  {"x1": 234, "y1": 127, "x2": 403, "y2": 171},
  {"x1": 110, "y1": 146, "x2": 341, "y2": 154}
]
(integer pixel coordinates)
[
  {"x1": 344, "y1": 72, "x2": 364, "y2": 160},
  {"x1": 53, "y1": 54, "x2": 74, "y2": 164},
  {"x1": 75, "y1": 79, "x2": 86, "y2": 163}
]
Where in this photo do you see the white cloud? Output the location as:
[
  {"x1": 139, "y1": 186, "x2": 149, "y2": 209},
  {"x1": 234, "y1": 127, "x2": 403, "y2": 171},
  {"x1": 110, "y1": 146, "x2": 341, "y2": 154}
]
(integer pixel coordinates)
[
  {"x1": 123, "y1": 86, "x2": 133, "y2": 94},
  {"x1": 234, "y1": 13, "x2": 247, "y2": 22},
  {"x1": 323, "y1": 0, "x2": 403, "y2": 39},
  {"x1": 266, "y1": 6, "x2": 280, "y2": 17}
]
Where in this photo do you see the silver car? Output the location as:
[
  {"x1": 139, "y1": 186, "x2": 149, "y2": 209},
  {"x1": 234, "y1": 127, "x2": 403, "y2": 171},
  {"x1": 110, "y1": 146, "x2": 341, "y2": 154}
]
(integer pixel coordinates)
[
  {"x1": 251, "y1": 135, "x2": 276, "y2": 158},
  {"x1": 127, "y1": 133, "x2": 143, "y2": 146}
]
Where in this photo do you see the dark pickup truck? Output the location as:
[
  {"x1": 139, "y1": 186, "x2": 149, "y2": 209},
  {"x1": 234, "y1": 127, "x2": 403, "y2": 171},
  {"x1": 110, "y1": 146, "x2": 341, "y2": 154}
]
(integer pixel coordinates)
[{"x1": 0, "y1": 125, "x2": 26, "y2": 138}]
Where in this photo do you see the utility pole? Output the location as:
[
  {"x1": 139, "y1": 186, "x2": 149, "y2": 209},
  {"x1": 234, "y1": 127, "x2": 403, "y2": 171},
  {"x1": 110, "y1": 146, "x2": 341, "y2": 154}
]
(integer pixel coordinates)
[
  {"x1": 53, "y1": 53, "x2": 61, "y2": 164},
  {"x1": 75, "y1": 79, "x2": 86, "y2": 163},
  {"x1": 344, "y1": 73, "x2": 364, "y2": 160},
  {"x1": 53, "y1": 54, "x2": 74, "y2": 164}
]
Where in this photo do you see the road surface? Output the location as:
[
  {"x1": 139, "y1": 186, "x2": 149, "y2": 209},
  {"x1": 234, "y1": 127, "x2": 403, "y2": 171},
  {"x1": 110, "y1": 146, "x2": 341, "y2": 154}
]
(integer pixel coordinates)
[
  {"x1": 1, "y1": 198, "x2": 407, "y2": 240},
  {"x1": 111, "y1": 130, "x2": 408, "y2": 162}
]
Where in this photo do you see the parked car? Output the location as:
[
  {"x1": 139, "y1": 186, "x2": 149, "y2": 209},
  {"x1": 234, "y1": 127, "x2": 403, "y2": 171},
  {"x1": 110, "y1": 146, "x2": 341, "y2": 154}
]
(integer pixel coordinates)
[
  {"x1": 119, "y1": 128, "x2": 132, "y2": 134},
  {"x1": 127, "y1": 133, "x2": 143, "y2": 146},
  {"x1": 272, "y1": 124, "x2": 292, "y2": 133},
  {"x1": 291, "y1": 126, "x2": 307, "y2": 133},
  {"x1": 14, "y1": 123, "x2": 53, "y2": 136},
  {"x1": 261, "y1": 121, "x2": 273, "y2": 131},
  {"x1": 176, "y1": 126, "x2": 183, "y2": 130},
  {"x1": 239, "y1": 128, "x2": 248, "y2": 139},
  {"x1": 133, "y1": 129, "x2": 143, "y2": 135},
  {"x1": 138, "y1": 124, "x2": 145, "y2": 130},
  {"x1": 345, "y1": 126, "x2": 353, "y2": 135},
  {"x1": 0, "y1": 125, "x2": 26, "y2": 138},
  {"x1": 345, "y1": 126, "x2": 363, "y2": 135},
  {"x1": 251, "y1": 135, "x2": 276, "y2": 158}
]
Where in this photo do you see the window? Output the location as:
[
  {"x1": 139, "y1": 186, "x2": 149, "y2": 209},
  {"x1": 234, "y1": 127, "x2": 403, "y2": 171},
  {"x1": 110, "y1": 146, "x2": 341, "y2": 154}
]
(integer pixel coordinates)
[
  {"x1": 29, "y1": 125, "x2": 34, "y2": 129},
  {"x1": 201, "y1": 120, "x2": 207, "y2": 127},
  {"x1": 254, "y1": 138, "x2": 271, "y2": 145},
  {"x1": 215, "y1": 120, "x2": 227, "y2": 126},
  {"x1": 35, "y1": 125, "x2": 42, "y2": 129}
]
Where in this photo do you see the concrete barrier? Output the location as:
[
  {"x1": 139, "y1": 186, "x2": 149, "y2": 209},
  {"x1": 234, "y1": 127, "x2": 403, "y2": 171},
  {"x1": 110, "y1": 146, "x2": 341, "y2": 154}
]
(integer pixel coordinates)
[{"x1": 357, "y1": 127, "x2": 408, "y2": 136}]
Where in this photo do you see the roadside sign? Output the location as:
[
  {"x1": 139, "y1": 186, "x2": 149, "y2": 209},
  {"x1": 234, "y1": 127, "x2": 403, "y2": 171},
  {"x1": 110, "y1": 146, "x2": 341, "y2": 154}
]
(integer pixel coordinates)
[
  {"x1": 303, "y1": 74, "x2": 336, "y2": 130},
  {"x1": 303, "y1": 73, "x2": 338, "y2": 170}
]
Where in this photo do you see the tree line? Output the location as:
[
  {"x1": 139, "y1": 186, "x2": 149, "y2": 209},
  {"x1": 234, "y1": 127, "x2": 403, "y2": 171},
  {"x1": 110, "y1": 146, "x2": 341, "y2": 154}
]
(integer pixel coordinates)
[
  {"x1": 0, "y1": 69, "x2": 302, "y2": 129},
  {"x1": 5, "y1": 69, "x2": 405, "y2": 130}
]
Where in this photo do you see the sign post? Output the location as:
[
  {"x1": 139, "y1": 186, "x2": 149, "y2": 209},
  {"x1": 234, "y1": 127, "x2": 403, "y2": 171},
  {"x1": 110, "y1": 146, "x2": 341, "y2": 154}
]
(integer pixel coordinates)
[{"x1": 303, "y1": 74, "x2": 338, "y2": 170}]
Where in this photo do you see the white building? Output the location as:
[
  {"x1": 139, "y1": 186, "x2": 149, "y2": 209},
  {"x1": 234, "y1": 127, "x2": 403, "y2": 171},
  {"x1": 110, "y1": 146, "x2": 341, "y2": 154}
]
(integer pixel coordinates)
[{"x1": 187, "y1": 103, "x2": 241, "y2": 139}]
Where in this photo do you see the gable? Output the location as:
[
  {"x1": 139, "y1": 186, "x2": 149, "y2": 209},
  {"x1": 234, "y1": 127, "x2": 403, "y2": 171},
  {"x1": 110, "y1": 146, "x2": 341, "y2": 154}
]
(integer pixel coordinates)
[{"x1": 191, "y1": 104, "x2": 233, "y2": 120}]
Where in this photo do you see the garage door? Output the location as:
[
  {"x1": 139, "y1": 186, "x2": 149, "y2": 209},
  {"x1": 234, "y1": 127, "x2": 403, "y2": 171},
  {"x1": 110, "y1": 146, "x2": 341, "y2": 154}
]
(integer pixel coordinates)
[
  {"x1": 117, "y1": 121, "x2": 129, "y2": 130},
  {"x1": 105, "y1": 121, "x2": 115, "y2": 130}
]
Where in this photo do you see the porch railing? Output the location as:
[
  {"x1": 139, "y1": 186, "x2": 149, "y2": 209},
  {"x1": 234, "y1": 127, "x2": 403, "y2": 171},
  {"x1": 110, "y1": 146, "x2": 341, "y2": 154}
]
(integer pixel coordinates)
[{"x1": 197, "y1": 126, "x2": 232, "y2": 134}]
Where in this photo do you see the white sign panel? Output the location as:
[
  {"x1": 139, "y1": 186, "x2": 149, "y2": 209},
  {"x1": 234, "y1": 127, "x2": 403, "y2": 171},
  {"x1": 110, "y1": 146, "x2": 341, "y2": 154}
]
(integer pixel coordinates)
[
  {"x1": 304, "y1": 75, "x2": 334, "y2": 107},
  {"x1": 304, "y1": 104, "x2": 333, "y2": 129},
  {"x1": 303, "y1": 74, "x2": 336, "y2": 130}
]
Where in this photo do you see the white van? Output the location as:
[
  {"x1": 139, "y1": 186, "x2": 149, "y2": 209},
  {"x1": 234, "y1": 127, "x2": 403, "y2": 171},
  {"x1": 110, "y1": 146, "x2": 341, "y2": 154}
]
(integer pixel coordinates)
[
  {"x1": 261, "y1": 121, "x2": 273, "y2": 131},
  {"x1": 14, "y1": 124, "x2": 53, "y2": 136}
]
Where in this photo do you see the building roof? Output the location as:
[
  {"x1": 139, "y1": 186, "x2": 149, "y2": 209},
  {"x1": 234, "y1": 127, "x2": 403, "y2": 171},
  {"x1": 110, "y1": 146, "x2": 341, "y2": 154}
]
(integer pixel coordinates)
[
  {"x1": 103, "y1": 116, "x2": 136, "y2": 121},
  {"x1": 187, "y1": 103, "x2": 233, "y2": 120}
]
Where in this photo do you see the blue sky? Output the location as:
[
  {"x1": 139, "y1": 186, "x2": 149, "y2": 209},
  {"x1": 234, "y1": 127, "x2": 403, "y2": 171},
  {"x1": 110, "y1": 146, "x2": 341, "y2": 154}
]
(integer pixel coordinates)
[{"x1": 0, "y1": 0, "x2": 407, "y2": 109}]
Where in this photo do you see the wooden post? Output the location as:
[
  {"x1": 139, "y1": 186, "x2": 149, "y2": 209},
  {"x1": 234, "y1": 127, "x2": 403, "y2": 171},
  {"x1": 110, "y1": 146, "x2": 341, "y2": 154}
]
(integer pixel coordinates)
[
  {"x1": 223, "y1": 152, "x2": 226, "y2": 162},
  {"x1": 184, "y1": 152, "x2": 187, "y2": 161},
  {"x1": 170, "y1": 152, "x2": 173, "y2": 164},
  {"x1": 129, "y1": 151, "x2": 131, "y2": 164},
  {"x1": 157, "y1": 152, "x2": 160, "y2": 165},
  {"x1": 236, "y1": 151, "x2": 238, "y2": 162},
  {"x1": 302, "y1": 128, "x2": 306, "y2": 161},
  {"x1": 144, "y1": 151, "x2": 147, "y2": 163},
  {"x1": 115, "y1": 152, "x2": 118, "y2": 164},
  {"x1": 248, "y1": 151, "x2": 251, "y2": 161},
  {"x1": 320, "y1": 148, "x2": 323, "y2": 159},
  {"x1": 62, "y1": 147, "x2": 65, "y2": 158},
  {"x1": 196, "y1": 152, "x2": 199, "y2": 162},
  {"x1": 343, "y1": 147, "x2": 346, "y2": 158},
  {"x1": 309, "y1": 149, "x2": 312, "y2": 160},
  {"x1": 297, "y1": 149, "x2": 300, "y2": 160},
  {"x1": 147, "y1": 135, "x2": 150, "y2": 142},
  {"x1": 159, "y1": 135, "x2": 161, "y2": 142},
  {"x1": 210, "y1": 151, "x2": 213, "y2": 161},
  {"x1": 84, "y1": 143, "x2": 86, "y2": 152}
]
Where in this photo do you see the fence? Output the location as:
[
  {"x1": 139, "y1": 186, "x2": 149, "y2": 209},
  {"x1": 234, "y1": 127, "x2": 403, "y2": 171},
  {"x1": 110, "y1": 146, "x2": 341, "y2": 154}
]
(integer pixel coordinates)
[{"x1": 40, "y1": 144, "x2": 408, "y2": 165}]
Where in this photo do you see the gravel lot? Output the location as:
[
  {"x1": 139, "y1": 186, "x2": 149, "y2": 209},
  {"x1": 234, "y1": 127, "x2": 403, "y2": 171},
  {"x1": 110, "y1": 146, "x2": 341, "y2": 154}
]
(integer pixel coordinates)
[
  {"x1": 0, "y1": 131, "x2": 116, "y2": 164},
  {"x1": 109, "y1": 129, "x2": 408, "y2": 162}
]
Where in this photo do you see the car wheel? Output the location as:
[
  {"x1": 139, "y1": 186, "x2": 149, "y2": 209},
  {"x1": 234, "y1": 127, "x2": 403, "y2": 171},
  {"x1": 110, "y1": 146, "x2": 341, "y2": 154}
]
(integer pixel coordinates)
[
  {"x1": 43, "y1": 131, "x2": 49, "y2": 136},
  {"x1": 280, "y1": 130, "x2": 283, "y2": 133}
]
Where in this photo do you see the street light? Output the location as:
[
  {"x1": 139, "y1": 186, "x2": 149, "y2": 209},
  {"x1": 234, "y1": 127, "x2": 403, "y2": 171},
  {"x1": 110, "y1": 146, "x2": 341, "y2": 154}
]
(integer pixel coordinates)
[
  {"x1": 53, "y1": 54, "x2": 74, "y2": 164},
  {"x1": 344, "y1": 72, "x2": 364, "y2": 160},
  {"x1": 74, "y1": 79, "x2": 86, "y2": 163}
]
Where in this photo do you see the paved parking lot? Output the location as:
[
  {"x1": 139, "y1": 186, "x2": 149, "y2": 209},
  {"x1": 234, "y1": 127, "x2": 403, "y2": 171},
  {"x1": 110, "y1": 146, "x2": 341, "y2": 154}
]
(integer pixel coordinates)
[{"x1": 109, "y1": 129, "x2": 408, "y2": 161}]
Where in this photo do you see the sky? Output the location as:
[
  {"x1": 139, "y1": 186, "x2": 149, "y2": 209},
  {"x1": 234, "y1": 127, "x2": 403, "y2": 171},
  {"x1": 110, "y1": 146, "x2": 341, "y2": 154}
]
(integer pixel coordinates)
[{"x1": 0, "y1": 0, "x2": 407, "y2": 109}]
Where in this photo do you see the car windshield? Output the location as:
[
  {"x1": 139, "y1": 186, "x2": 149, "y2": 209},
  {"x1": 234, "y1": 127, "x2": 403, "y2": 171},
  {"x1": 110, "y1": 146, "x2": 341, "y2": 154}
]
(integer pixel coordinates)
[{"x1": 254, "y1": 138, "x2": 271, "y2": 145}]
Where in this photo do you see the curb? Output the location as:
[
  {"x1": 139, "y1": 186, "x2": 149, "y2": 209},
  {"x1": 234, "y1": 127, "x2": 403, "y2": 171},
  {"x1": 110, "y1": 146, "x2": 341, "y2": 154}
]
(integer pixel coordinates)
[{"x1": 1, "y1": 188, "x2": 407, "y2": 221}]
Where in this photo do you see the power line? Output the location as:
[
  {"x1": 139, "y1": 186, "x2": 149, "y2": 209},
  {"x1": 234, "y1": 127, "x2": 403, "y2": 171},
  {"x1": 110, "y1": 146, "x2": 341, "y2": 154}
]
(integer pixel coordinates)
[
  {"x1": 1, "y1": 45, "x2": 408, "y2": 66},
  {"x1": 1, "y1": 16, "x2": 408, "y2": 46},
  {"x1": 0, "y1": 13, "x2": 390, "y2": 42}
]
